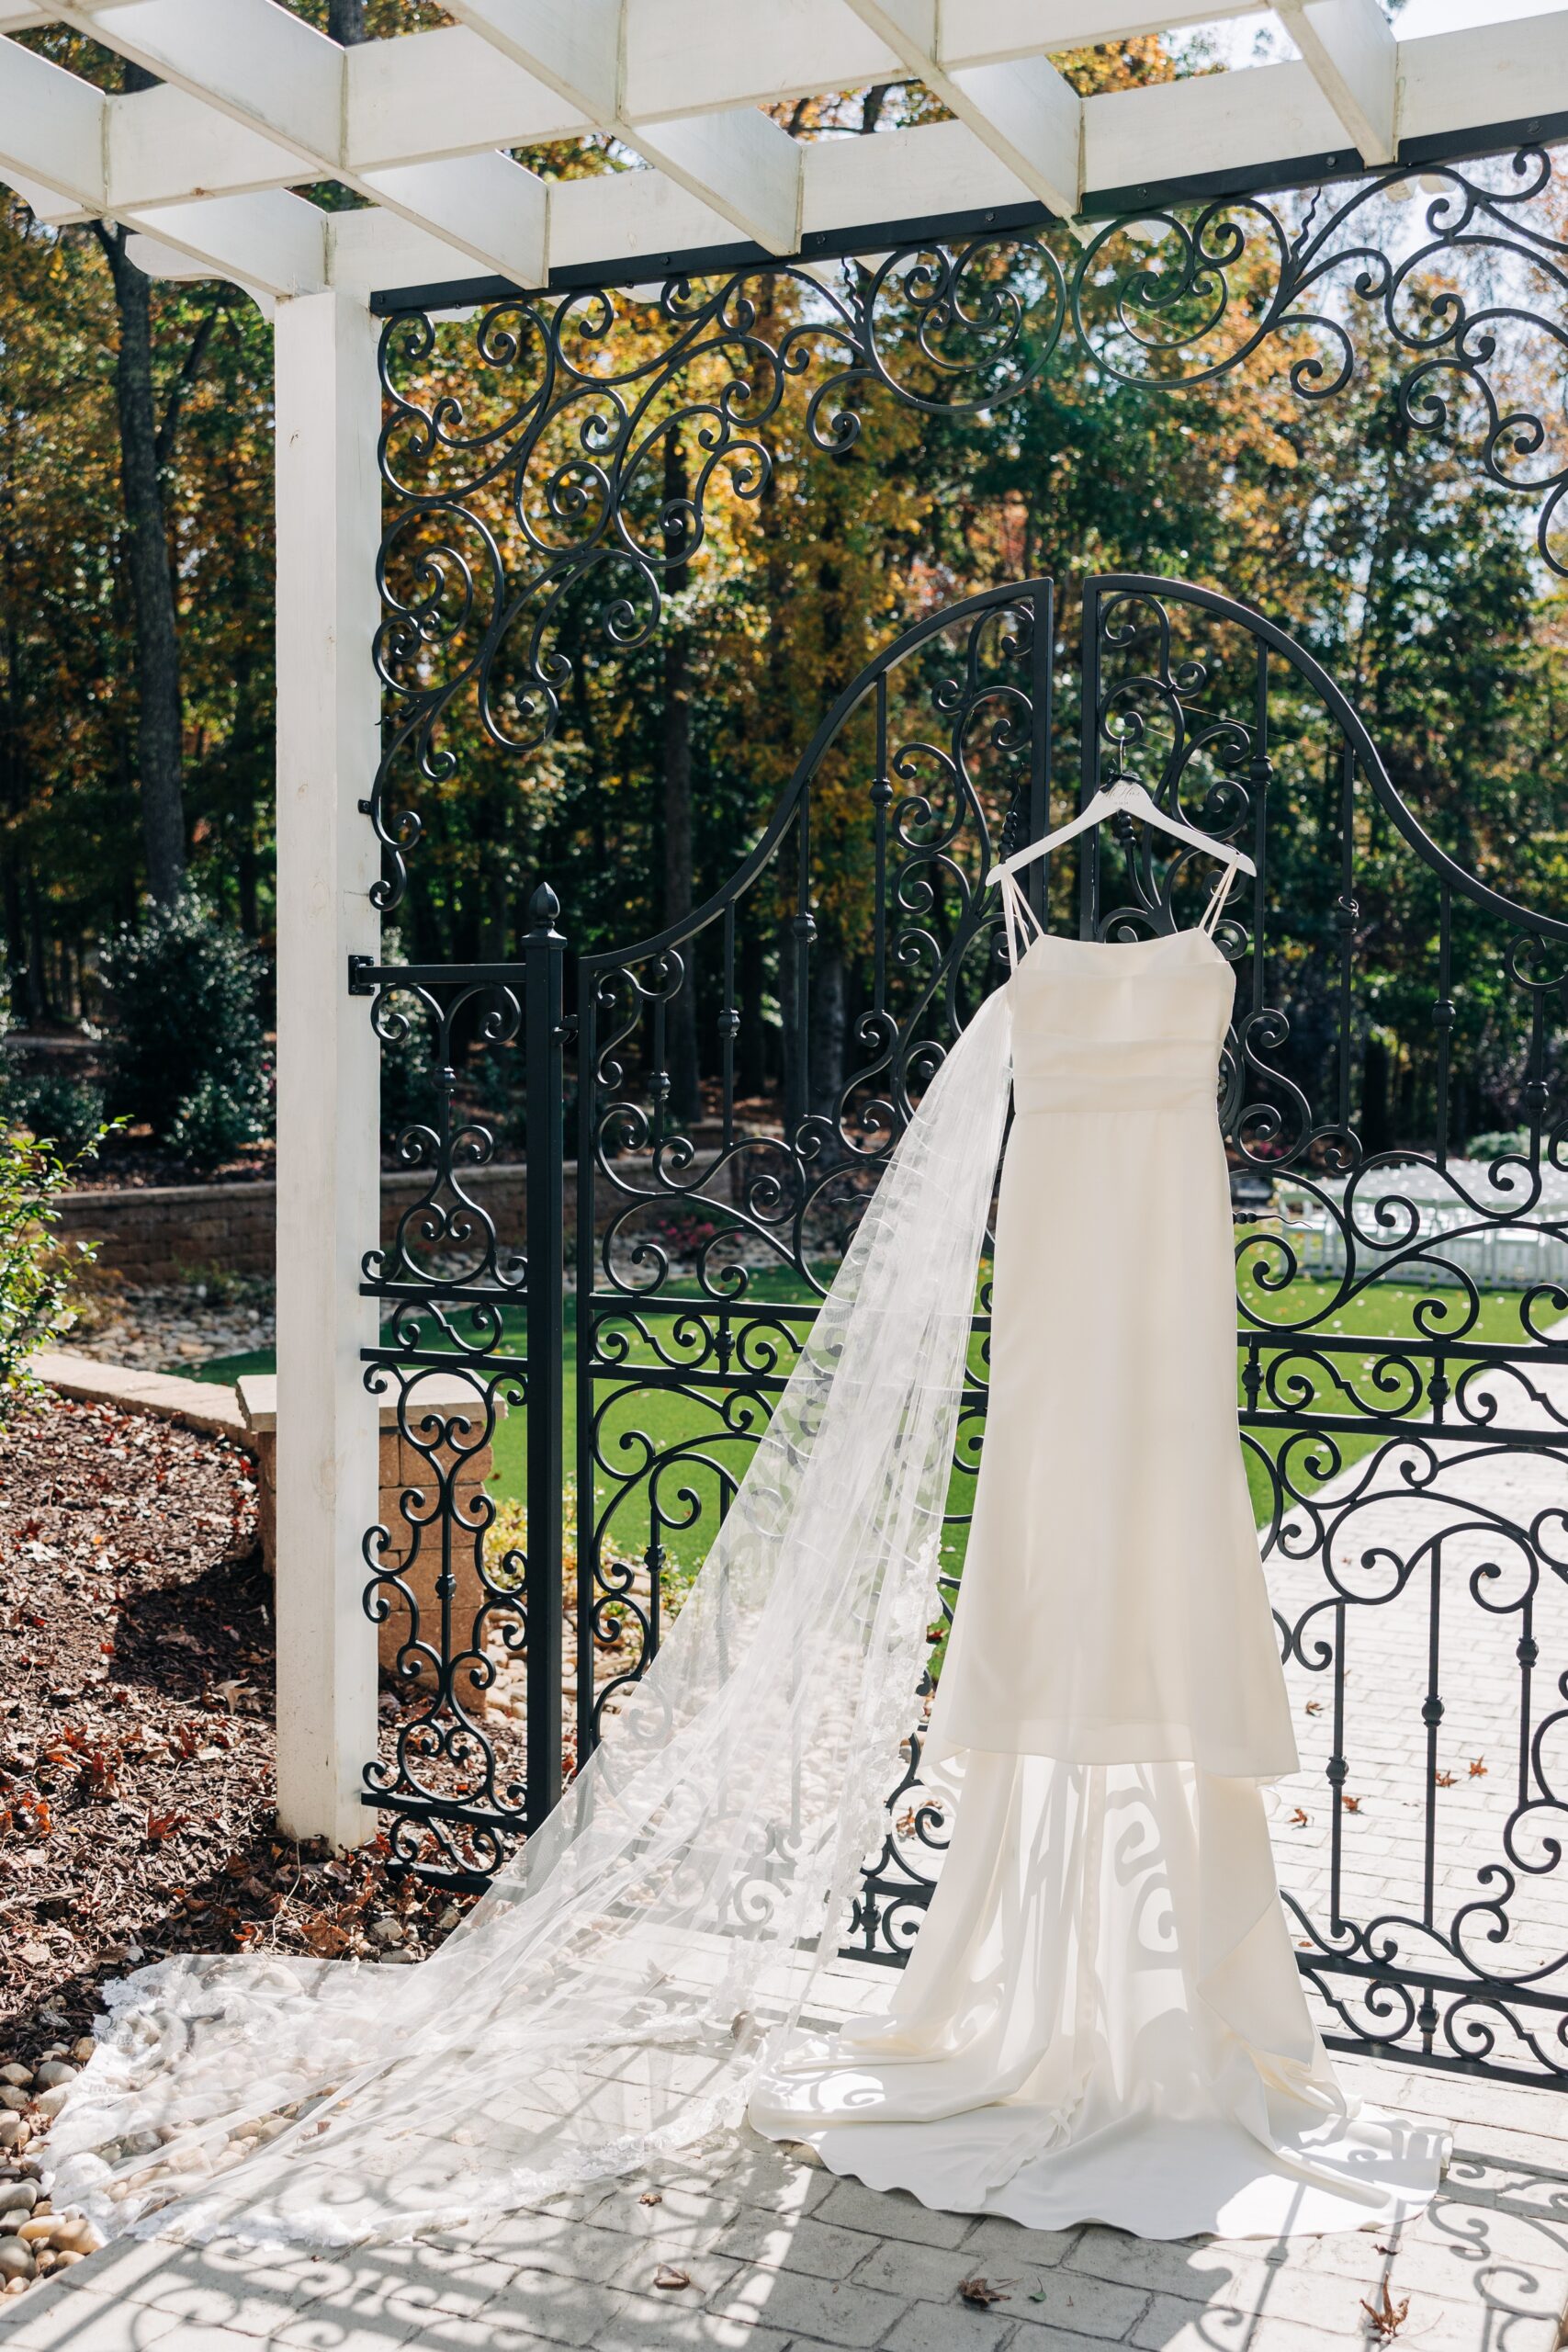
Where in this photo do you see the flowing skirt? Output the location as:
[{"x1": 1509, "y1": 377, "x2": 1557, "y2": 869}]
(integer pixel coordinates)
[{"x1": 749, "y1": 1751, "x2": 1449, "y2": 2238}]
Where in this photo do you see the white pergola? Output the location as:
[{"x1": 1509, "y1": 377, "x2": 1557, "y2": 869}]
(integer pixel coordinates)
[
  {"x1": 1, "y1": 0, "x2": 1562, "y2": 1849},
  {"x1": 3, "y1": 4, "x2": 1565, "y2": 301}
]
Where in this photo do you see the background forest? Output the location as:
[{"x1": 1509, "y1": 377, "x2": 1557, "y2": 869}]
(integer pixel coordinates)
[{"x1": 1, "y1": 0, "x2": 1565, "y2": 1170}]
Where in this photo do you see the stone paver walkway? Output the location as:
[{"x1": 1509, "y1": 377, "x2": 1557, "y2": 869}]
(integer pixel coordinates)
[
  {"x1": 10, "y1": 1333, "x2": 1568, "y2": 2352},
  {"x1": 2, "y1": 2049, "x2": 1565, "y2": 2352}
]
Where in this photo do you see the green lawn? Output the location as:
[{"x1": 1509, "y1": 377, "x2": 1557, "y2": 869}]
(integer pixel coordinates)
[{"x1": 189, "y1": 1258, "x2": 1543, "y2": 1573}]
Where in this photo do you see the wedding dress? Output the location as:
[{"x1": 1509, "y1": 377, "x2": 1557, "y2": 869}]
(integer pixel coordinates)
[
  {"x1": 46, "y1": 872, "x2": 1446, "y2": 2254},
  {"x1": 746, "y1": 868, "x2": 1450, "y2": 2234}
]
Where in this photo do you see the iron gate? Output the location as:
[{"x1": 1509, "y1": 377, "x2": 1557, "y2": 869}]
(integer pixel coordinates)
[
  {"x1": 351, "y1": 156, "x2": 1568, "y2": 2081},
  {"x1": 353, "y1": 567, "x2": 1568, "y2": 2086}
]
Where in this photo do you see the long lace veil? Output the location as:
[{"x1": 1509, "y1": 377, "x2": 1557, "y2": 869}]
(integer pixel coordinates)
[{"x1": 48, "y1": 986, "x2": 1014, "y2": 2250}]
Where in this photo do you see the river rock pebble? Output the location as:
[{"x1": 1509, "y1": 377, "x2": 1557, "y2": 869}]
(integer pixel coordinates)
[
  {"x1": 0, "y1": 2241, "x2": 35, "y2": 2283},
  {"x1": 72, "y1": 1278, "x2": 276, "y2": 1373},
  {"x1": 33, "y1": 2063, "x2": 75, "y2": 2092},
  {"x1": 0, "y1": 2184, "x2": 37, "y2": 2220}
]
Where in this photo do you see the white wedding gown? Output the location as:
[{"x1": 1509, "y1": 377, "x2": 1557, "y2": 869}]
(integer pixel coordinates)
[
  {"x1": 748, "y1": 873, "x2": 1450, "y2": 2235},
  {"x1": 46, "y1": 876, "x2": 1446, "y2": 2253}
]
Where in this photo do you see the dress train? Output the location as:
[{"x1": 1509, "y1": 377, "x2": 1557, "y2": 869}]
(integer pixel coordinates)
[{"x1": 750, "y1": 1747, "x2": 1449, "y2": 2235}]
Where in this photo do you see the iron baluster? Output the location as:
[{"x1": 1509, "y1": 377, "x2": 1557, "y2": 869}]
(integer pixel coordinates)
[{"x1": 524, "y1": 885, "x2": 566, "y2": 1831}]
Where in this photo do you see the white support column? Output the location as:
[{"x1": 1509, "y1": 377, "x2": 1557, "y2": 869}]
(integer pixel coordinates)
[{"x1": 273, "y1": 288, "x2": 382, "y2": 1849}]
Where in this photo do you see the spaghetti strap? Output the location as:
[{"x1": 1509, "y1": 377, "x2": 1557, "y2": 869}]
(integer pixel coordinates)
[
  {"x1": 997, "y1": 866, "x2": 1046, "y2": 972},
  {"x1": 1200, "y1": 861, "x2": 1238, "y2": 938}
]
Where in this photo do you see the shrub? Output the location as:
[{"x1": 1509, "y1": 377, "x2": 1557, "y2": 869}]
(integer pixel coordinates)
[
  {"x1": 17, "y1": 1070, "x2": 108, "y2": 1159},
  {"x1": 379, "y1": 1010, "x2": 433, "y2": 1151},
  {"x1": 377, "y1": 937, "x2": 438, "y2": 1152},
  {"x1": 0, "y1": 1123, "x2": 109, "y2": 1420},
  {"x1": 167, "y1": 1070, "x2": 265, "y2": 1172},
  {"x1": 105, "y1": 894, "x2": 271, "y2": 1169},
  {"x1": 0, "y1": 966, "x2": 13, "y2": 1118}
]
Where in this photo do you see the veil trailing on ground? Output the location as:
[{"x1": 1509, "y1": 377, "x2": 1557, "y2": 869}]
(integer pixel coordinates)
[{"x1": 47, "y1": 988, "x2": 1014, "y2": 2251}]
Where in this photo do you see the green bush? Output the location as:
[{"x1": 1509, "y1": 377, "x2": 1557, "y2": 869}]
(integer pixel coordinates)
[
  {"x1": 377, "y1": 935, "x2": 437, "y2": 1151},
  {"x1": 168, "y1": 1069, "x2": 265, "y2": 1171},
  {"x1": 379, "y1": 1006, "x2": 433, "y2": 1151},
  {"x1": 17, "y1": 1070, "x2": 108, "y2": 1159},
  {"x1": 106, "y1": 894, "x2": 271, "y2": 1170},
  {"x1": 0, "y1": 967, "x2": 13, "y2": 1118},
  {"x1": 0, "y1": 1122, "x2": 108, "y2": 1420}
]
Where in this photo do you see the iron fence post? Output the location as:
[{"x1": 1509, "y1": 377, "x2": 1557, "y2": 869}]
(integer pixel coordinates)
[{"x1": 525, "y1": 883, "x2": 566, "y2": 1830}]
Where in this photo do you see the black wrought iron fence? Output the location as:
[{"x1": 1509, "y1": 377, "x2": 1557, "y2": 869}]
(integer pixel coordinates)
[{"x1": 354, "y1": 163, "x2": 1568, "y2": 2084}]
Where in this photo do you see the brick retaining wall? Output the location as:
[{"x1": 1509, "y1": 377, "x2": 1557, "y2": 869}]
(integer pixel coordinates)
[{"x1": 51, "y1": 1153, "x2": 739, "y2": 1286}]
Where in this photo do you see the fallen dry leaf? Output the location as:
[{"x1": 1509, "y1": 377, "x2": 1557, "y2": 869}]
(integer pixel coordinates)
[
  {"x1": 1469, "y1": 1758, "x2": 1488, "y2": 1779},
  {"x1": 1304, "y1": 1699, "x2": 1324, "y2": 1715},
  {"x1": 1360, "y1": 2280, "x2": 1410, "y2": 2340},
  {"x1": 1341, "y1": 1794, "x2": 1361, "y2": 1814},
  {"x1": 638, "y1": 2190, "x2": 663, "y2": 2207},
  {"x1": 653, "y1": 2267, "x2": 691, "y2": 2291},
  {"x1": 1290, "y1": 1807, "x2": 1309, "y2": 1827},
  {"x1": 958, "y1": 2277, "x2": 1012, "y2": 2308},
  {"x1": 1435, "y1": 1770, "x2": 1455, "y2": 1788}
]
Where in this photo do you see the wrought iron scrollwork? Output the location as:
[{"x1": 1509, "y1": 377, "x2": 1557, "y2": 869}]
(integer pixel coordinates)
[
  {"x1": 1072, "y1": 153, "x2": 1568, "y2": 578},
  {"x1": 362, "y1": 159, "x2": 1568, "y2": 2077},
  {"x1": 351, "y1": 908, "x2": 568, "y2": 1885},
  {"x1": 572, "y1": 581, "x2": 1042, "y2": 1758},
  {"x1": 371, "y1": 148, "x2": 1568, "y2": 910}
]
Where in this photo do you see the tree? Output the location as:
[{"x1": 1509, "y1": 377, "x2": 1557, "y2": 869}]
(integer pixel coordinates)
[{"x1": 88, "y1": 62, "x2": 226, "y2": 903}]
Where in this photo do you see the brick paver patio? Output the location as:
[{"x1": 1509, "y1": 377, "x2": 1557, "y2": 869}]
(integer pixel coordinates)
[
  {"x1": 2, "y1": 2047, "x2": 1565, "y2": 2352},
  {"x1": 8, "y1": 1343, "x2": 1567, "y2": 2352}
]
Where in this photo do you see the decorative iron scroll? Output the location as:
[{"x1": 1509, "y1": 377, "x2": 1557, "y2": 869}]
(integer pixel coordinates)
[
  {"x1": 361, "y1": 156, "x2": 1568, "y2": 2080},
  {"x1": 839, "y1": 579, "x2": 1568, "y2": 2035},
  {"x1": 574, "y1": 580, "x2": 1046, "y2": 1759},
  {"x1": 350, "y1": 894, "x2": 568, "y2": 1883},
  {"x1": 370, "y1": 147, "x2": 1568, "y2": 910}
]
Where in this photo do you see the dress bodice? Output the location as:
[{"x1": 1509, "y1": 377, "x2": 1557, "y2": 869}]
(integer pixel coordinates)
[{"x1": 1009, "y1": 929, "x2": 1234, "y2": 1116}]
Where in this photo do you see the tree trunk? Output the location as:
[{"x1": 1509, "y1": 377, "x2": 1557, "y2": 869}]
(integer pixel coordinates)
[
  {"x1": 661, "y1": 427, "x2": 700, "y2": 1125},
  {"x1": 97, "y1": 219, "x2": 186, "y2": 904},
  {"x1": 228, "y1": 631, "x2": 264, "y2": 935},
  {"x1": 1, "y1": 538, "x2": 27, "y2": 987},
  {"x1": 328, "y1": 0, "x2": 367, "y2": 38},
  {"x1": 25, "y1": 869, "x2": 51, "y2": 1023}
]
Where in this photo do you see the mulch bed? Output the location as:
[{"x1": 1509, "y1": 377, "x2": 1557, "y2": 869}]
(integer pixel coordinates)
[{"x1": 0, "y1": 1392, "x2": 476, "y2": 2278}]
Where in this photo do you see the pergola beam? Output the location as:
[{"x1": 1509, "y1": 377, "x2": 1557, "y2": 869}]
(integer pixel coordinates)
[
  {"x1": 118, "y1": 189, "x2": 328, "y2": 297},
  {"x1": 443, "y1": 0, "x2": 620, "y2": 122},
  {"x1": 446, "y1": 0, "x2": 807, "y2": 252},
  {"x1": 0, "y1": 37, "x2": 105, "y2": 211},
  {"x1": 58, "y1": 0, "x2": 344, "y2": 168},
  {"x1": 633, "y1": 109, "x2": 803, "y2": 254},
  {"x1": 345, "y1": 26, "x2": 581, "y2": 168},
  {"x1": 1399, "y1": 17, "x2": 1568, "y2": 153},
  {"x1": 359, "y1": 151, "x2": 547, "y2": 285},
  {"x1": 38, "y1": 6, "x2": 556, "y2": 292},
  {"x1": 842, "y1": 0, "x2": 1082, "y2": 214},
  {"x1": 109, "y1": 82, "x2": 305, "y2": 212},
  {"x1": 1082, "y1": 60, "x2": 1349, "y2": 204},
  {"x1": 2, "y1": 4, "x2": 1565, "y2": 301},
  {"x1": 1274, "y1": 0, "x2": 1396, "y2": 165}
]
